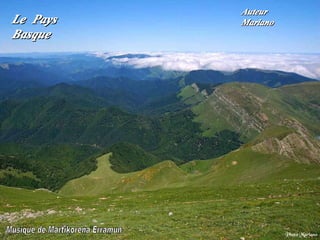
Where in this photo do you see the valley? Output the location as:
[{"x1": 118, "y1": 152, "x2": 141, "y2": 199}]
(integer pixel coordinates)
[{"x1": 0, "y1": 53, "x2": 319, "y2": 239}]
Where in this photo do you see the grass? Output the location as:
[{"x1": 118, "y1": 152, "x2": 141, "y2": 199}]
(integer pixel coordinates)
[
  {"x1": 59, "y1": 154, "x2": 188, "y2": 195},
  {"x1": 178, "y1": 85, "x2": 206, "y2": 105},
  {"x1": 198, "y1": 148, "x2": 320, "y2": 185},
  {"x1": 60, "y1": 148, "x2": 320, "y2": 194},
  {"x1": 1, "y1": 148, "x2": 320, "y2": 239},
  {"x1": 180, "y1": 159, "x2": 215, "y2": 174},
  {"x1": 59, "y1": 153, "x2": 122, "y2": 196},
  {"x1": 191, "y1": 82, "x2": 320, "y2": 142},
  {"x1": 1, "y1": 180, "x2": 319, "y2": 239},
  {"x1": 247, "y1": 125, "x2": 295, "y2": 147}
]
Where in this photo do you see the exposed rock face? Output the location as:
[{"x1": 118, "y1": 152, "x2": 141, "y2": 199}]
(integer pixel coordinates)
[
  {"x1": 193, "y1": 82, "x2": 320, "y2": 164},
  {"x1": 252, "y1": 119, "x2": 320, "y2": 164},
  {"x1": 204, "y1": 84, "x2": 271, "y2": 137},
  {"x1": 191, "y1": 83, "x2": 200, "y2": 93}
]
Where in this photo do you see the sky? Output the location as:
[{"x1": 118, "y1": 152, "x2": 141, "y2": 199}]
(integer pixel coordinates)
[{"x1": 0, "y1": 0, "x2": 319, "y2": 53}]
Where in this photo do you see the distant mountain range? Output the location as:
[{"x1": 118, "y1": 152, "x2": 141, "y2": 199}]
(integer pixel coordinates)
[
  {"x1": 0, "y1": 53, "x2": 319, "y2": 191},
  {"x1": 0, "y1": 53, "x2": 316, "y2": 99},
  {"x1": 185, "y1": 68, "x2": 314, "y2": 87}
]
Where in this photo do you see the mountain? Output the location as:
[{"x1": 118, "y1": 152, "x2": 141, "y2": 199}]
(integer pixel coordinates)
[
  {"x1": 0, "y1": 53, "x2": 319, "y2": 240},
  {"x1": 0, "y1": 54, "x2": 319, "y2": 192},
  {"x1": 189, "y1": 81, "x2": 320, "y2": 138},
  {"x1": 6, "y1": 83, "x2": 109, "y2": 108},
  {"x1": 59, "y1": 153, "x2": 188, "y2": 195},
  {"x1": 0, "y1": 91, "x2": 240, "y2": 158},
  {"x1": 187, "y1": 81, "x2": 320, "y2": 164},
  {"x1": 184, "y1": 68, "x2": 315, "y2": 87},
  {"x1": 0, "y1": 143, "x2": 97, "y2": 190},
  {"x1": 0, "y1": 63, "x2": 64, "y2": 98},
  {"x1": 60, "y1": 146, "x2": 320, "y2": 195},
  {"x1": 231, "y1": 68, "x2": 315, "y2": 87},
  {"x1": 106, "y1": 53, "x2": 154, "y2": 59},
  {"x1": 74, "y1": 76, "x2": 181, "y2": 111},
  {"x1": 0, "y1": 82, "x2": 243, "y2": 190},
  {"x1": 1, "y1": 53, "x2": 316, "y2": 102},
  {"x1": 2, "y1": 153, "x2": 319, "y2": 240},
  {"x1": 184, "y1": 70, "x2": 228, "y2": 85},
  {"x1": 59, "y1": 80, "x2": 320, "y2": 194},
  {"x1": 0, "y1": 54, "x2": 184, "y2": 92},
  {"x1": 1, "y1": 80, "x2": 319, "y2": 191}
]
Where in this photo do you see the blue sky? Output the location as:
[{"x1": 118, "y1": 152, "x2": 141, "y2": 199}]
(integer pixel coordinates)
[{"x1": 0, "y1": 0, "x2": 319, "y2": 53}]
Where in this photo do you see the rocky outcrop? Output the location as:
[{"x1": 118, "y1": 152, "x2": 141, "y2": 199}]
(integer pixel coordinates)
[
  {"x1": 252, "y1": 119, "x2": 320, "y2": 164},
  {"x1": 210, "y1": 86, "x2": 267, "y2": 133}
]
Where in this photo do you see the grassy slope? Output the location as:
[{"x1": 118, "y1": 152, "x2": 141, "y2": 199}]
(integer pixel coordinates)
[
  {"x1": 1, "y1": 81, "x2": 319, "y2": 239},
  {"x1": 1, "y1": 175, "x2": 319, "y2": 239},
  {"x1": 277, "y1": 82, "x2": 320, "y2": 135},
  {"x1": 59, "y1": 153, "x2": 122, "y2": 196},
  {"x1": 192, "y1": 82, "x2": 320, "y2": 141},
  {"x1": 178, "y1": 85, "x2": 206, "y2": 105},
  {"x1": 0, "y1": 185, "x2": 57, "y2": 206},
  {"x1": 192, "y1": 83, "x2": 268, "y2": 139},
  {"x1": 190, "y1": 148, "x2": 320, "y2": 186},
  {"x1": 1, "y1": 143, "x2": 320, "y2": 239},
  {"x1": 107, "y1": 142, "x2": 161, "y2": 173},
  {"x1": 60, "y1": 146, "x2": 320, "y2": 196},
  {"x1": 4, "y1": 81, "x2": 318, "y2": 191},
  {"x1": 0, "y1": 85, "x2": 242, "y2": 190},
  {"x1": 59, "y1": 153, "x2": 188, "y2": 196}
]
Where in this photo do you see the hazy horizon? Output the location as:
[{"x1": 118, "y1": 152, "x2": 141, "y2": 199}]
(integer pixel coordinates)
[{"x1": 1, "y1": 51, "x2": 319, "y2": 80}]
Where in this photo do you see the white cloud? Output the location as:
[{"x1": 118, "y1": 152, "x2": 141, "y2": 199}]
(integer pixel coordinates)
[{"x1": 95, "y1": 52, "x2": 320, "y2": 80}]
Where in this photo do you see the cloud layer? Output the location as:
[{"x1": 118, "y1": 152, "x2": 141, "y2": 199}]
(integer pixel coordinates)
[{"x1": 95, "y1": 52, "x2": 320, "y2": 80}]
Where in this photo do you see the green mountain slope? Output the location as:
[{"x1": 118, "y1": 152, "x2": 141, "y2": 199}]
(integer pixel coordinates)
[
  {"x1": 107, "y1": 142, "x2": 161, "y2": 173},
  {"x1": 188, "y1": 148, "x2": 320, "y2": 186},
  {"x1": 60, "y1": 144, "x2": 320, "y2": 196},
  {"x1": 0, "y1": 144, "x2": 98, "y2": 190},
  {"x1": 191, "y1": 81, "x2": 320, "y2": 140},
  {"x1": 3, "y1": 176, "x2": 319, "y2": 239},
  {"x1": 59, "y1": 153, "x2": 123, "y2": 196},
  {"x1": 0, "y1": 82, "x2": 242, "y2": 156},
  {"x1": 1, "y1": 80, "x2": 319, "y2": 191},
  {"x1": 0, "y1": 83, "x2": 242, "y2": 190},
  {"x1": 59, "y1": 153, "x2": 188, "y2": 196},
  {"x1": 57, "y1": 80, "x2": 318, "y2": 195},
  {"x1": 75, "y1": 76, "x2": 181, "y2": 112}
]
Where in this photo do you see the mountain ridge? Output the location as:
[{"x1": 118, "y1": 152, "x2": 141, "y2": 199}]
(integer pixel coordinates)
[{"x1": 0, "y1": 55, "x2": 319, "y2": 191}]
